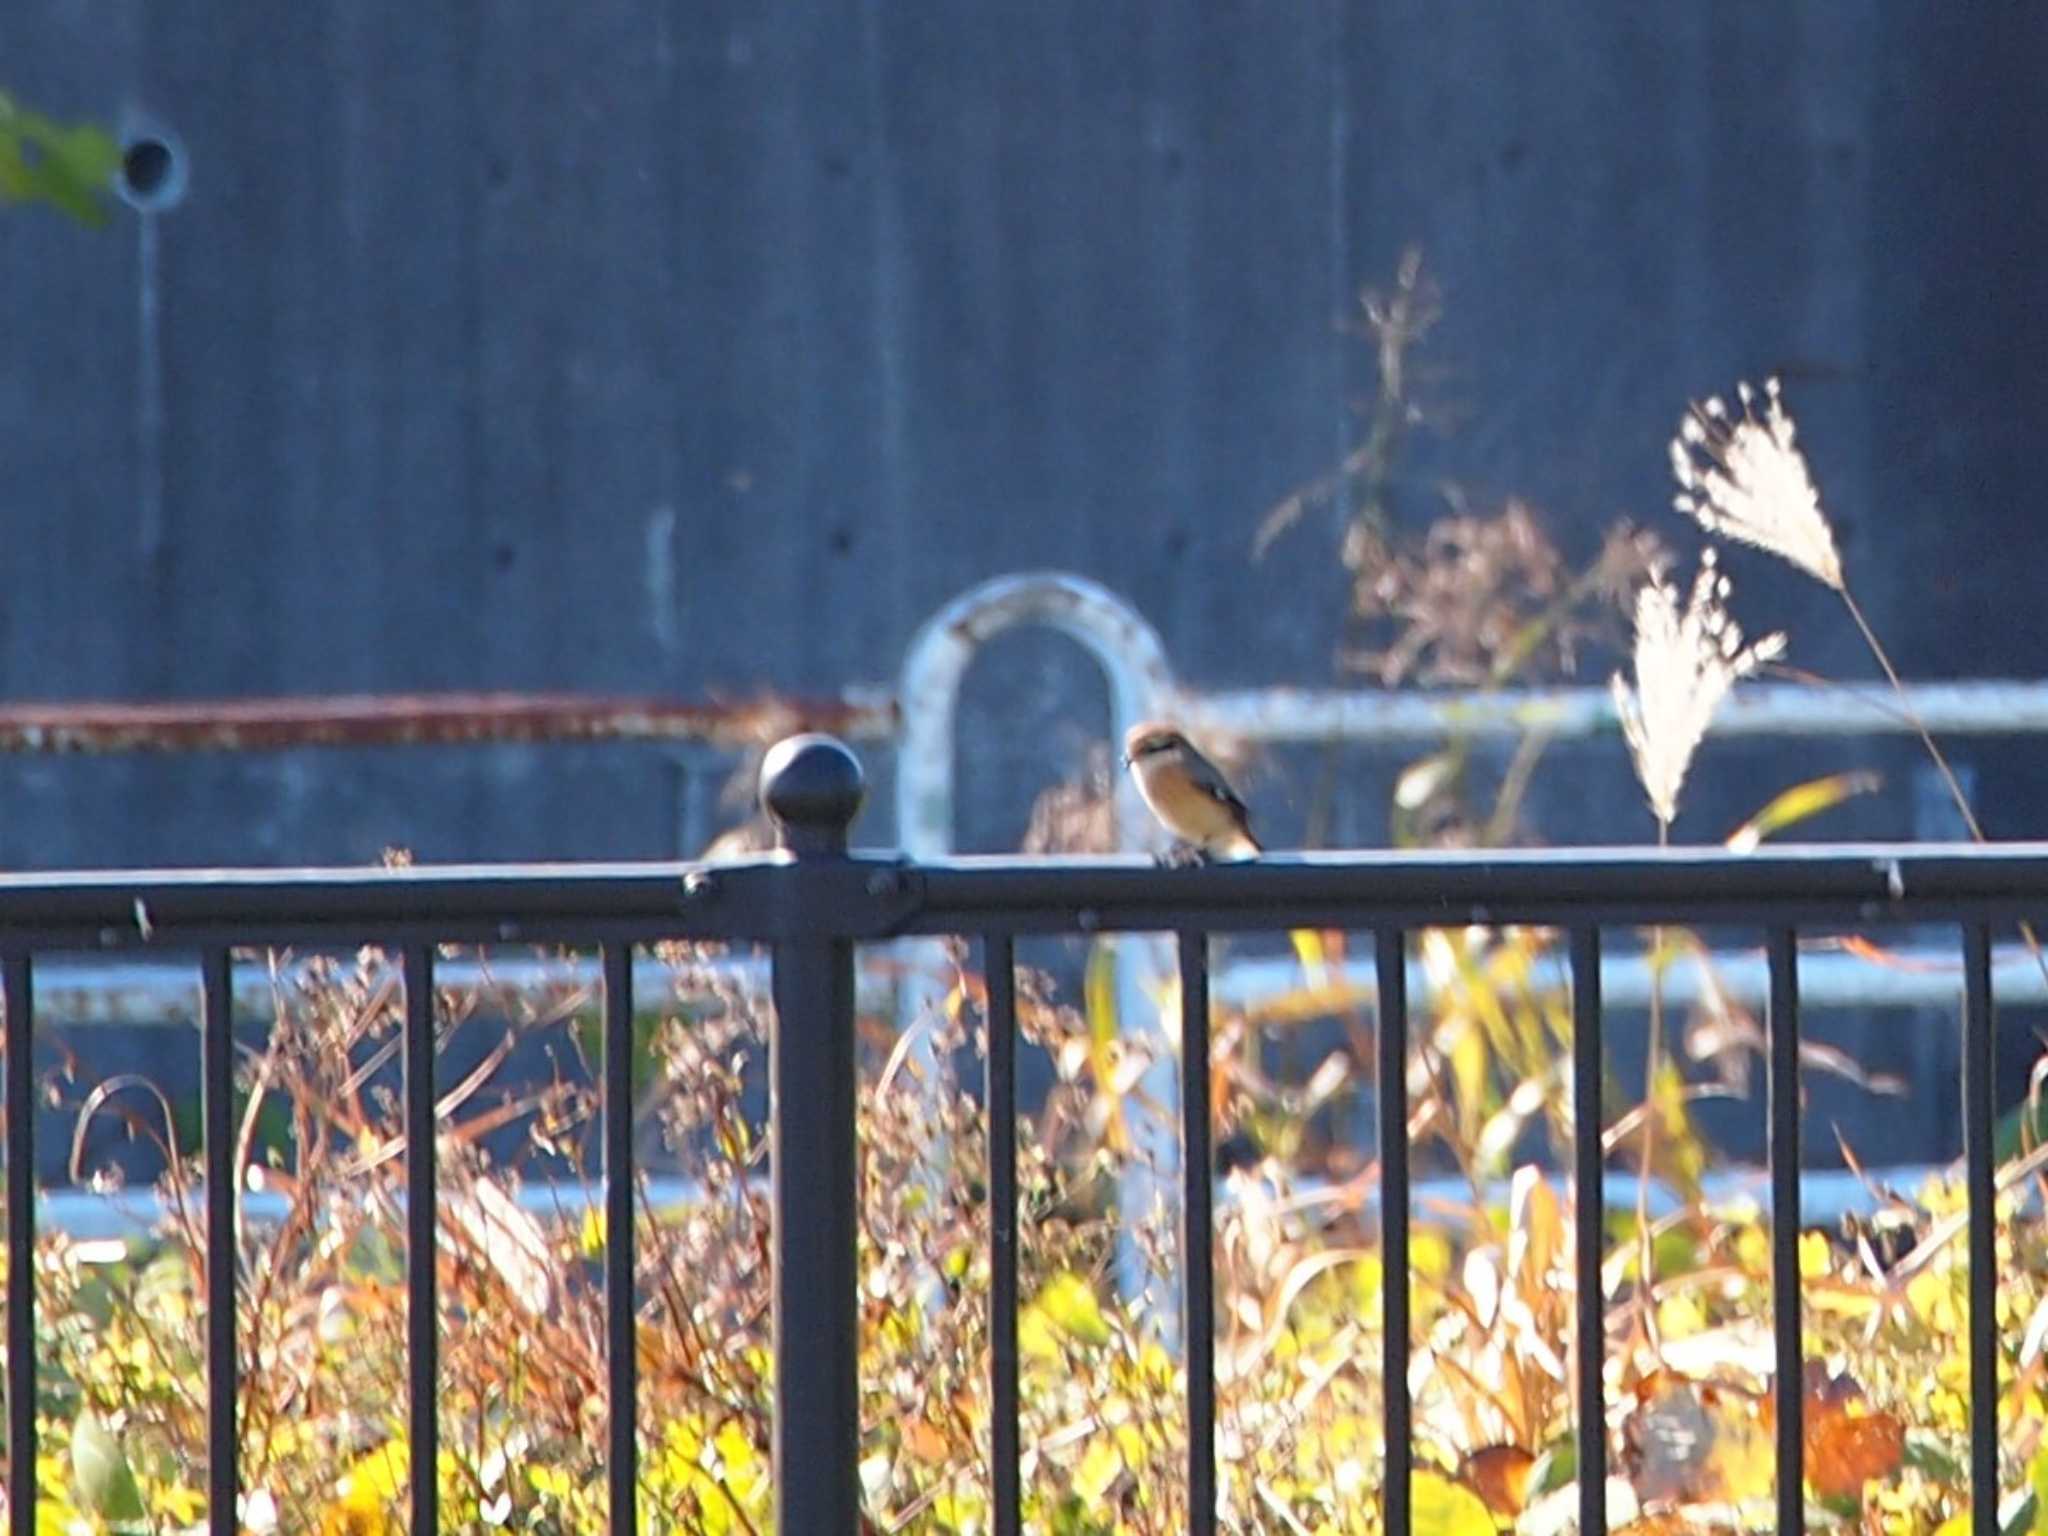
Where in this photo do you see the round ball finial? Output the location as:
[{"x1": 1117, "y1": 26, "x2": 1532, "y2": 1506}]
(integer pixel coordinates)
[{"x1": 760, "y1": 734, "x2": 865, "y2": 854}]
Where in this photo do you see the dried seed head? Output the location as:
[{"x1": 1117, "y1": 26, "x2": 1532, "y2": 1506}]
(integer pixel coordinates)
[
  {"x1": 1612, "y1": 550, "x2": 1786, "y2": 827},
  {"x1": 1670, "y1": 377, "x2": 1844, "y2": 591}
]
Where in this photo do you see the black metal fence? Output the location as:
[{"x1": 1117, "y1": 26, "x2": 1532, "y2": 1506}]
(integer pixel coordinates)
[{"x1": 0, "y1": 732, "x2": 2023, "y2": 1534}]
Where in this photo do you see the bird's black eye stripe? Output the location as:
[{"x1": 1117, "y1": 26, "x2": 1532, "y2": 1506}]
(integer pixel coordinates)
[{"x1": 1132, "y1": 738, "x2": 1174, "y2": 760}]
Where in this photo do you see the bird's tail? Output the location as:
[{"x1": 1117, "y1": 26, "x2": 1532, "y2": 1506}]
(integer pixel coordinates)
[{"x1": 1216, "y1": 827, "x2": 1262, "y2": 861}]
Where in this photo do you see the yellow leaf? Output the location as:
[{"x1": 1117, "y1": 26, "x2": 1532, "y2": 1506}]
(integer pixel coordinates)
[
  {"x1": 1290, "y1": 927, "x2": 1332, "y2": 989},
  {"x1": 317, "y1": 1505, "x2": 396, "y2": 1536},
  {"x1": 1033, "y1": 1271, "x2": 1111, "y2": 1348},
  {"x1": 338, "y1": 1439, "x2": 408, "y2": 1505},
  {"x1": 1806, "y1": 1282, "x2": 1882, "y2": 1321},
  {"x1": 1349, "y1": 1253, "x2": 1385, "y2": 1310},
  {"x1": 1085, "y1": 941, "x2": 1120, "y2": 1046},
  {"x1": 1018, "y1": 1304, "x2": 1061, "y2": 1363},
  {"x1": 1725, "y1": 772, "x2": 1882, "y2": 853},
  {"x1": 1412, "y1": 1469, "x2": 1494, "y2": 1536},
  {"x1": 1735, "y1": 1224, "x2": 1770, "y2": 1275},
  {"x1": 1113, "y1": 1422, "x2": 1147, "y2": 1469},
  {"x1": 1908, "y1": 1270, "x2": 1959, "y2": 1334},
  {"x1": 1917, "y1": 1174, "x2": 1967, "y2": 1218},
  {"x1": 1656, "y1": 1292, "x2": 1707, "y2": 1340},
  {"x1": 527, "y1": 1465, "x2": 572, "y2": 1500},
  {"x1": 1449, "y1": 1019, "x2": 1489, "y2": 1143},
  {"x1": 1073, "y1": 1437, "x2": 1124, "y2": 1503},
  {"x1": 1411, "y1": 1230, "x2": 1453, "y2": 1285},
  {"x1": 715, "y1": 1419, "x2": 766, "y2": 1501},
  {"x1": 158, "y1": 1482, "x2": 205, "y2": 1525},
  {"x1": 1798, "y1": 1230, "x2": 1831, "y2": 1280}
]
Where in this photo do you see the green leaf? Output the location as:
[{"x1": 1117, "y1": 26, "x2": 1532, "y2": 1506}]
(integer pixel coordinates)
[
  {"x1": 1995, "y1": 1095, "x2": 2048, "y2": 1164},
  {"x1": 0, "y1": 93, "x2": 119, "y2": 225},
  {"x1": 1527, "y1": 1440, "x2": 1574, "y2": 1497},
  {"x1": 1903, "y1": 1429, "x2": 1964, "y2": 1485},
  {"x1": 70, "y1": 1409, "x2": 145, "y2": 1521},
  {"x1": 574, "y1": 1005, "x2": 663, "y2": 1100},
  {"x1": 1412, "y1": 1469, "x2": 1494, "y2": 1536}
]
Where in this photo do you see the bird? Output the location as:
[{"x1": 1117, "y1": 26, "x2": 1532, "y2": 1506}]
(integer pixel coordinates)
[{"x1": 1121, "y1": 721, "x2": 1262, "y2": 864}]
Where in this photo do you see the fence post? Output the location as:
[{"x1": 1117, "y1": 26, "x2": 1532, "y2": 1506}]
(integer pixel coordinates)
[{"x1": 760, "y1": 733, "x2": 865, "y2": 1533}]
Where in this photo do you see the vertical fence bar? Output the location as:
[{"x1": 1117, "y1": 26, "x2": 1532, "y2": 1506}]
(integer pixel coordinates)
[
  {"x1": 769, "y1": 919, "x2": 859, "y2": 1531},
  {"x1": 1767, "y1": 928, "x2": 1802, "y2": 1534},
  {"x1": 1570, "y1": 929, "x2": 1606, "y2": 1536},
  {"x1": 760, "y1": 735, "x2": 864, "y2": 1533},
  {"x1": 5, "y1": 955, "x2": 31, "y2": 1536},
  {"x1": 404, "y1": 943, "x2": 438, "y2": 1536},
  {"x1": 603, "y1": 943, "x2": 638, "y2": 1536},
  {"x1": 1962, "y1": 925, "x2": 1996, "y2": 1536},
  {"x1": 1376, "y1": 929, "x2": 1410, "y2": 1536},
  {"x1": 984, "y1": 934, "x2": 1021, "y2": 1536},
  {"x1": 1179, "y1": 933, "x2": 1216, "y2": 1535},
  {"x1": 202, "y1": 949, "x2": 237, "y2": 1536}
]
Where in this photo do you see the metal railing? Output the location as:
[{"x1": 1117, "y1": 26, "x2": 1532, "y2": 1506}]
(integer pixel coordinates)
[{"x1": 1, "y1": 731, "x2": 2024, "y2": 1534}]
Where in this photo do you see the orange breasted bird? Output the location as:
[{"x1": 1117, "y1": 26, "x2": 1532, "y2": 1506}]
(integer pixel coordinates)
[{"x1": 1121, "y1": 721, "x2": 1262, "y2": 863}]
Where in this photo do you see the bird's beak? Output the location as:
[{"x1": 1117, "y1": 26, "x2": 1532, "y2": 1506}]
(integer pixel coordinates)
[{"x1": 1118, "y1": 751, "x2": 1132, "y2": 769}]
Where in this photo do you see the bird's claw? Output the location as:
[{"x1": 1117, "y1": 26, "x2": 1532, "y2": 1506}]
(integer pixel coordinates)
[{"x1": 1153, "y1": 842, "x2": 1210, "y2": 869}]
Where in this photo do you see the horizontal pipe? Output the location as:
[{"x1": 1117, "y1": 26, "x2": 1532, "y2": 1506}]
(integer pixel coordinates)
[
  {"x1": 29, "y1": 1164, "x2": 1975, "y2": 1243},
  {"x1": 0, "y1": 690, "x2": 896, "y2": 754},
  {"x1": 1, "y1": 675, "x2": 2037, "y2": 761},
  {"x1": 1189, "y1": 677, "x2": 2048, "y2": 744},
  {"x1": 1213, "y1": 943, "x2": 2046, "y2": 1013},
  {"x1": 25, "y1": 953, "x2": 784, "y2": 1027}
]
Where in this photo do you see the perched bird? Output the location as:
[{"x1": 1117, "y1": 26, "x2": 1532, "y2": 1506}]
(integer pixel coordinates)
[{"x1": 1121, "y1": 721, "x2": 1262, "y2": 863}]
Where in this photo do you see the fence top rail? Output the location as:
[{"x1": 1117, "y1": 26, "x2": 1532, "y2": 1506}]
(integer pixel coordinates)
[
  {"x1": 0, "y1": 842, "x2": 2039, "y2": 948},
  {"x1": 891, "y1": 842, "x2": 2048, "y2": 932}
]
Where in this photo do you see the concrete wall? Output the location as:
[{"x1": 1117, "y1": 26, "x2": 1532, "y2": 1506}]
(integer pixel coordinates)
[{"x1": 3, "y1": 4, "x2": 2045, "y2": 865}]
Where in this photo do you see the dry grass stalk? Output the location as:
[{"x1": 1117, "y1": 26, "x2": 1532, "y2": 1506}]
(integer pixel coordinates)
[
  {"x1": 1670, "y1": 378, "x2": 1843, "y2": 592},
  {"x1": 1609, "y1": 550, "x2": 1780, "y2": 1371},
  {"x1": 1669, "y1": 378, "x2": 2048, "y2": 996},
  {"x1": 1610, "y1": 551, "x2": 1785, "y2": 829}
]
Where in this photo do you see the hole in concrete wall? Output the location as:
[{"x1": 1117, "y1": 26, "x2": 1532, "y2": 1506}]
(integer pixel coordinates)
[{"x1": 117, "y1": 132, "x2": 186, "y2": 213}]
